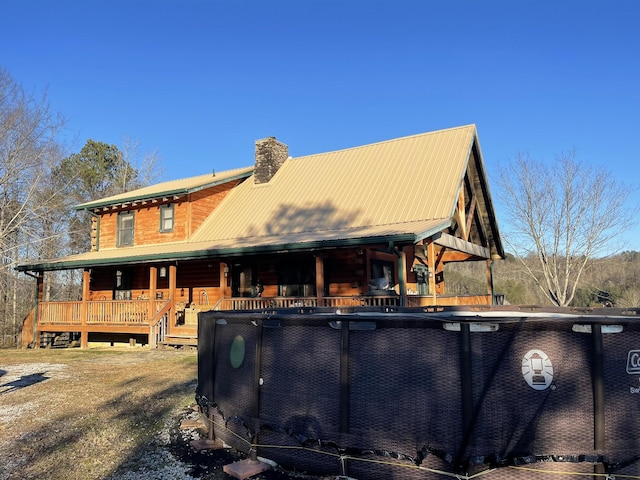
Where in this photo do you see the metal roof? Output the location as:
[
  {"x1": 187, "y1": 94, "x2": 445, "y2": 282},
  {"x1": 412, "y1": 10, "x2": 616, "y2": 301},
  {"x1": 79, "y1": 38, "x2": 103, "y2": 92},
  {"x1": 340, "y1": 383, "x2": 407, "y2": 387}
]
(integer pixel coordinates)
[
  {"x1": 18, "y1": 124, "x2": 502, "y2": 272},
  {"x1": 192, "y1": 124, "x2": 475, "y2": 243},
  {"x1": 74, "y1": 166, "x2": 254, "y2": 211}
]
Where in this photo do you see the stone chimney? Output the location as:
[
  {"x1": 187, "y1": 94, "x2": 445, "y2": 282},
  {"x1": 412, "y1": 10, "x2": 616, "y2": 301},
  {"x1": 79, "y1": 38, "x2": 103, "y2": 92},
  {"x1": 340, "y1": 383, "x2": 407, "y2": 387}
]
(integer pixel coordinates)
[{"x1": 254, "y1": 136, "x2": 288, "y2": 184}]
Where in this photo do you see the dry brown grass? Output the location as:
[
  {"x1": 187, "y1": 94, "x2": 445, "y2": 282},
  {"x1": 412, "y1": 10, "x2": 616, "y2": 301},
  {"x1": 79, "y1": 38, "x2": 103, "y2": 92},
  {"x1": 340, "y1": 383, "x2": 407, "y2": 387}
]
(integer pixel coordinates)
[{"x1": 0, "y1": 347, "x2": 198, "y2": 480}]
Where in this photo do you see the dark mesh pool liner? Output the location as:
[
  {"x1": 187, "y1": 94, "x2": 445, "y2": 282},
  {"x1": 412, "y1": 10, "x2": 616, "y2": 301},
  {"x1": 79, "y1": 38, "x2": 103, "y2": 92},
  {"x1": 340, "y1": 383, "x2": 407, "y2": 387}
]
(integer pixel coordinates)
[{"x1": 196, "y1": 306, "x2": 640, "y2": 479}]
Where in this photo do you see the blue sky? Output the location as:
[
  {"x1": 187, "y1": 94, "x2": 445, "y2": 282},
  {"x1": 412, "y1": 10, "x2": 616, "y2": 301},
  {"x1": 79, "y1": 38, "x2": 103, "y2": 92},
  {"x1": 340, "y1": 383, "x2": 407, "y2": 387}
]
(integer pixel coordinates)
[{"x1": 2, "y1": 0, "x2": 639, "y2": 250}]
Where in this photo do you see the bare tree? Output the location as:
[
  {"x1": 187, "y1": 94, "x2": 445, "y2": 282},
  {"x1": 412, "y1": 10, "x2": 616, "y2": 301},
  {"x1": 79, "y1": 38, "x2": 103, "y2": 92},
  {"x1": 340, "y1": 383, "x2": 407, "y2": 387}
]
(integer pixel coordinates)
[
  {"x1": 497, "y1": 150, "x2": 636, "y2": 307},
  {"x1": 0, "y1": 67, "x2": 66, "y2": 345},
  {"x1": 120, "y1": 136, "x2": 163, "y2": 188}
]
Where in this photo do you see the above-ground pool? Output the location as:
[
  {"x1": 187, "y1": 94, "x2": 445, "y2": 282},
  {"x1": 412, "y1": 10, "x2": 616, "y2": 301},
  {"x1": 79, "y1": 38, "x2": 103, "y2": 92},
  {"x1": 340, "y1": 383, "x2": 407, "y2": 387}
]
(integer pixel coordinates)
[{"x1": 196, "y1": 306, "x2": 640, "y2": 479}]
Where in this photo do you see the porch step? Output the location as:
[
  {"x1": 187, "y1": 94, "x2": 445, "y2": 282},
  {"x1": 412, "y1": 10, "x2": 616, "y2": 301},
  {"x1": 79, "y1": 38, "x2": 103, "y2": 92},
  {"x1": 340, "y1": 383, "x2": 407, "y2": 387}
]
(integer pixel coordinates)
[{"x1": 161, "y1": 335, "x2": 198, "y2": 347}]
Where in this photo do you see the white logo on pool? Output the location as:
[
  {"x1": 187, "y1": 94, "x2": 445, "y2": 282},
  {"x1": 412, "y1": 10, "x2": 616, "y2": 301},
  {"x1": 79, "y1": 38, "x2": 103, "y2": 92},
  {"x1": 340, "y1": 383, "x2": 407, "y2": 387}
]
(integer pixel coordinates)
[{"x1": 522, "y1": 349, "x2": 554, "y2": 391}]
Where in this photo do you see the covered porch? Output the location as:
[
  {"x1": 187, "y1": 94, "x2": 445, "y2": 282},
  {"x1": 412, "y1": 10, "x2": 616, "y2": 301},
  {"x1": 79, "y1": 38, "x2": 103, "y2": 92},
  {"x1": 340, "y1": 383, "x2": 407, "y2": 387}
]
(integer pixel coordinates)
[
  {"x1": 22, "y1": 293, "x2": 495, "y2": 348},
  {"x1": 20, "y1": 237, "x2": 500, "y2": 349}
]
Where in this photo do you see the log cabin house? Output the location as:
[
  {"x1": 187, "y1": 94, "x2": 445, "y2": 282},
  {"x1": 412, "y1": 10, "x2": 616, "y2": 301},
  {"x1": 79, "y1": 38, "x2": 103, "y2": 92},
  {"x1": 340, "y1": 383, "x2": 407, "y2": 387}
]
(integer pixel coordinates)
[{"x1": 17, "y1": 124, "x2": 504, "y2": 348}]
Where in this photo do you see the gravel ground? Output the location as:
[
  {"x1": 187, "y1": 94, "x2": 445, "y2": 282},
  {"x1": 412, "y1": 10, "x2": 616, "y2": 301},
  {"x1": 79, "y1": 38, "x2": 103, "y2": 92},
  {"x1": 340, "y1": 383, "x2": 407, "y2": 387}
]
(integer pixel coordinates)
[{"x1": 0, "y1": 347, "x2": 326, "y2": 480}]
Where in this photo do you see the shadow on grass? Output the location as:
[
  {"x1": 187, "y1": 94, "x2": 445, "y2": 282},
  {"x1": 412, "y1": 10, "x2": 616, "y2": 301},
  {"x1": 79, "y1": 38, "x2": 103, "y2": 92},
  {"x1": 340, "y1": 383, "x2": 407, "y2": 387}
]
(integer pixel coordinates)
[
  {"x1": 0, "y1": 372, "x2": 49, "y2": 395},
  {"x1": 2, "y1": 376, "x2": 198, "y2": 480},
  {"x1": 0, "y1": 349, "x2": 327, "y2": 480}
]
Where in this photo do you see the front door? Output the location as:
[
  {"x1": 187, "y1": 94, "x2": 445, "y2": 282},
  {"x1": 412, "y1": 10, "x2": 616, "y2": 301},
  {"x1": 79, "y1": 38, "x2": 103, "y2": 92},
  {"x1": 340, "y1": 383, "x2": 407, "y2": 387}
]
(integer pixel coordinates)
[
  {"x1": 113, "y1": 269, "x2": 132, "y2": 300},
  {"x1": 231, "y1": 264, "x2": 255, "y2": 297}
]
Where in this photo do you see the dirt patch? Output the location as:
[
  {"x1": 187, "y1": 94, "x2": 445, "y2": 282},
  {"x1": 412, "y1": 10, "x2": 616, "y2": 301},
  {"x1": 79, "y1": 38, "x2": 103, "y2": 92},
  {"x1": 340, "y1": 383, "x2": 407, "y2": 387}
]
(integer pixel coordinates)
[{"x1": 0, "y1": 347, "x2": 323, "y2": 480}]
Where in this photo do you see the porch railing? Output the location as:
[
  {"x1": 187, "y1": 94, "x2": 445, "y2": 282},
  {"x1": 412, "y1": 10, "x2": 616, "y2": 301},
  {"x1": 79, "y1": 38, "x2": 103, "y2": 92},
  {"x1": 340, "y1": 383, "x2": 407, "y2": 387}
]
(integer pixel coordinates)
[
  {"x1": 149, "y1": 299, "x2": 173, "y2": 348},
  {"x1": 150, "y1": 313, "x2": 169, "y2": 348},
  {"x1": 218, "y1": 295, "x2": 402, "y2": 311},
  {"x1": 218, "y1": 294, "x2": 493, "y2": 311},
  {"x1": 38, "y1": 300, "x2": 167, "y2": 326},
  {"x1": 39, "y1": 301, "x2": 83, "y2": 325},
  {"x1": 33, "y1": 294, "x2": 495, "y2": 328}
]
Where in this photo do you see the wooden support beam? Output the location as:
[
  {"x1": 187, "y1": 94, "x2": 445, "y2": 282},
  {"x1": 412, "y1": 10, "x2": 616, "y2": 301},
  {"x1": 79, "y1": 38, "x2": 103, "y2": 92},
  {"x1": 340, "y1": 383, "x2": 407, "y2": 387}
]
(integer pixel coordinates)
[
  {"x1": 81, "y1": 269, "x2": 90, "y2": 349},
  {"x1": 484, "y1": 258, "x2": 491, "y2": 296},
  {"x1": 465, "y1": 195, "x2": 477, "y2": 242},
  {"x1": 37, "y1": 272, "x2": 45, "y2": 302},
  {"x1": 457, "y1": 189, "x2": 466, "y2": 240},
  {"x1": 220, "y1": 262, "x2": 228, "y2": 299},
  {"x1": 427, "y1": 241, "x2": 436, "y2": 303},
  {"x1": 440, "y1": 251, "x2": 476, "y2": 263},
  {"x1": 432, "y1": 232, "x2": 490, "y2": 259},
  {"x1": 399, "y1": 247, "x2": 410, "y2": 305},
  {"x1": 149, "y1": 266, "x2": 157, "y2": 323},
  {"x1": 435, "y1": 261, "x2": 445, "y2": 295},
  {"x1": 315, "y1": 255, "x2": 324, "y2": 304},
  {"x1": 169, "y1": 265, "x2": 177, "y2": 299},
  {"x1": 165, "y1": 265, "x2": 177, "y2": 337},
  {"x1": 33, "y1": 272, "x2": 44, "y2": 349}
]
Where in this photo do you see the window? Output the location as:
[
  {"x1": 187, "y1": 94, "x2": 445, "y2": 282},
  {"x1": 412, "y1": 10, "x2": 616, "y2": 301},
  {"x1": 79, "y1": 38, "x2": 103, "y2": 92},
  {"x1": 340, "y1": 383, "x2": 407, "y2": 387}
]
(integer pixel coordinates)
[
  {"x1": 278, "y1": 257, "x2": 315, "y2": 296},
  {"x1": 160, "y1": 204, "x2": 174, "y2": 232},
  {"x1": 117, "y1": 211, "x2": 134, "y2": 247},
  {"x1": 370, "y1": 259, "x2": 395, "y2": 290}
]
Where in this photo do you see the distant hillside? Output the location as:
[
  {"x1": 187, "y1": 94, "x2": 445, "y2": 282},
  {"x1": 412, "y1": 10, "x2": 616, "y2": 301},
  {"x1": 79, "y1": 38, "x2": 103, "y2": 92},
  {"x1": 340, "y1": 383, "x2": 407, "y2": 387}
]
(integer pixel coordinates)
[{"x1": 446, "y1": 251, "x2": 640, "y2": 307}]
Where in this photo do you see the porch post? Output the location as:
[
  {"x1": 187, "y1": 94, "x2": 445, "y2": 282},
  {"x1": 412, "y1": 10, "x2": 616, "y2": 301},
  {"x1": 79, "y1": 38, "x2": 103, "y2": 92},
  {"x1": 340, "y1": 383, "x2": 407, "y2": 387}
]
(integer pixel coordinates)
[
  {"x1": 220, "y1": 262, "x2": 228, "y2": 300},
  {"x1": 80, "y1": 269, "x2": 90, "y2": 349},
  {"x1": 149, "y1": 266, "x2": 157, "y2": 320},
  {"x1": 397, "y1": 247, "x2": 408, "y2": 306},
  {"x1": 32, "y1": 272, "x2": 44, "y2": 349},
  {"x1": 315, "y1": 255, "x2": 324, "y2": 307},
  {"x1": 168, "y1": 265, "x2": 177, "y2": 298},
  {"x1": 168, "y1": 265, "x2": 178, "y2": 312},
  {"x1": 427, "y1": 241, "x2": 437, "y2": 304},
  {"x1": 486, "y1": 259, "x2": 492, "y2": 300}
]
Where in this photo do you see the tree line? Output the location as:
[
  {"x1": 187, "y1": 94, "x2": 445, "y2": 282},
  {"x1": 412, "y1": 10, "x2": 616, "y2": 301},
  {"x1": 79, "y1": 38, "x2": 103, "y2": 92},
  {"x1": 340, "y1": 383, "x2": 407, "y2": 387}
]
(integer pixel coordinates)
[
  {"x1": 0, "y1": 67, "x2": 160, "y2": 346},
  {"x1": 447, "y1": 251, "x2": 640, "y2": 308}
]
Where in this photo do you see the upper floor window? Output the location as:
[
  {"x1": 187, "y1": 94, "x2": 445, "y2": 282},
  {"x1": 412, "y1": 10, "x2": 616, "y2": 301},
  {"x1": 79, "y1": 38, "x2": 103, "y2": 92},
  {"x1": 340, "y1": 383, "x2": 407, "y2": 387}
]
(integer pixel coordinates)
[
  {"x1": 117, "y1": 211, "x2": 134, "y2": 247},
  {"x1": 160, "y1": 204, "x2": 174, "y2": 232}
]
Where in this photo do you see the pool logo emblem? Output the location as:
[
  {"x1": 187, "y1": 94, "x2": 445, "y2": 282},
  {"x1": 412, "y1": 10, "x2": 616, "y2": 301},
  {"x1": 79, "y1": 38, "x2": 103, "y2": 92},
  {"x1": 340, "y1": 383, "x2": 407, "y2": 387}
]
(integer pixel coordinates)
[
  {"x1": 627, "y1": 350, "x2": 640, "y2": 374},
  {"x1": 522, "y1": 349, "x2": 554, "y2": 390}
]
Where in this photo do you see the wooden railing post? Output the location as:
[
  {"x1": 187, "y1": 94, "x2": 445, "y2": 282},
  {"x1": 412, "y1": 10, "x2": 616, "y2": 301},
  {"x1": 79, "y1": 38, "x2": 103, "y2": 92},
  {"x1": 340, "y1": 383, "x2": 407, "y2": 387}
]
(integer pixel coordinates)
[{"x1": 80, "y1": 269, "x2": 90, "y2": 349}]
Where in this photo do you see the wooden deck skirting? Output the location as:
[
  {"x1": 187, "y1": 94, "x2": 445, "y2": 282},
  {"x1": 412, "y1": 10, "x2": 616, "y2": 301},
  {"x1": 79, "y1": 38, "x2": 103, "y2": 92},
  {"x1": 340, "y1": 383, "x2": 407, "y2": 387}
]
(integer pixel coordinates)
[{"x1": 23, "y1": 294, "x2": 493, "y2": 348}]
